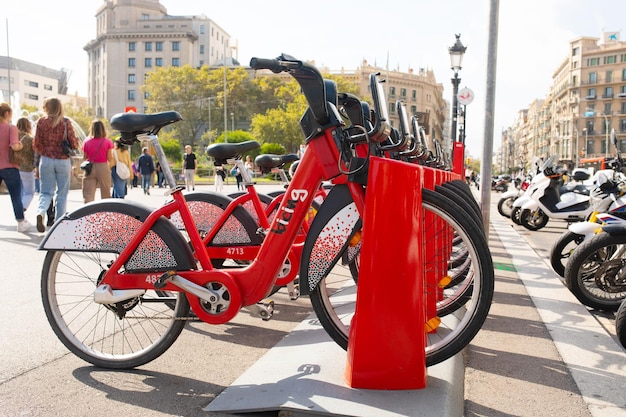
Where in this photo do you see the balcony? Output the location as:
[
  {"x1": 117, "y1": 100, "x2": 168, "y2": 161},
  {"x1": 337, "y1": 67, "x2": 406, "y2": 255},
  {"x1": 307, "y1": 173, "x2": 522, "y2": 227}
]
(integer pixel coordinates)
[
  {"x1": 586, "y1": 95, "x2": 596, "y2": 100},
  {"x1": 602, "y1": 94, "x2": 614, "y2": 99}
]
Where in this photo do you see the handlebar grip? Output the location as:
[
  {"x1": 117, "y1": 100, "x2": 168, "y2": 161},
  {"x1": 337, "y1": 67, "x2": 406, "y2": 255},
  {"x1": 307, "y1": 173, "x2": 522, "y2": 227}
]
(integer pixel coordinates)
[{"x1": 249, "y1": 57, "x2": 285, "y2": 73}]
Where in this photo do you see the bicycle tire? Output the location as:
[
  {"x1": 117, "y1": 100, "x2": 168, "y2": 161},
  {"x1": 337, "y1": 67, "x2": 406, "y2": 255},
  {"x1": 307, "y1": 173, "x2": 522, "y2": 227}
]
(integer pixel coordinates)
[
  {"x1": 563, "y1": 232, "x2": 626, "y2": 311},
  {"x1": 443, "y1": 180, "x2": 483, "y2": 227},
  {"x1": 307, "y1": 187, "x2": 494, "y2": 366},
  {"x1": 41, "y1": 250, "x2": 190, "y2": 369},
  {"x1": 616, "y1": 298, "x2": 626, "y2": 349},
  {"x1": 549, "y1": 230, "x2": 585, "y2": 277}
]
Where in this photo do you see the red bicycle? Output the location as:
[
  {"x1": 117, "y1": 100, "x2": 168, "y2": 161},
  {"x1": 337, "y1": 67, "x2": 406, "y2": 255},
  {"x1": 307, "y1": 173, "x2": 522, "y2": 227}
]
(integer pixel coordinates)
[{"x1": 40, "y1": 54, "x2": 493, "y2": 369}]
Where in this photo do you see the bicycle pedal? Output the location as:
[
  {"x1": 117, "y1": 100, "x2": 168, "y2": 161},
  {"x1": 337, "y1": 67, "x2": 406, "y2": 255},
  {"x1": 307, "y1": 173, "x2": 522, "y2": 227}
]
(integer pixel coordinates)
[
  {"x1": 245, "y1": 300, "x2": 274, "y2": 321},
  {"x1": 286, "y1": 282, "x2": 300, "y2": 300}
]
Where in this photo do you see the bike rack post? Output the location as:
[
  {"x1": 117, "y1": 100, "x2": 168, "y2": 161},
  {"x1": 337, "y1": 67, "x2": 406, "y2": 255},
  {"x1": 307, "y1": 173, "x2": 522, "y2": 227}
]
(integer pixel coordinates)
[
  {"x1": 452, "y1": 141, "x2": 465, "y2": 177},
  {"x1": 345, "y1": 156, "x2": 427, "y2": 389}
]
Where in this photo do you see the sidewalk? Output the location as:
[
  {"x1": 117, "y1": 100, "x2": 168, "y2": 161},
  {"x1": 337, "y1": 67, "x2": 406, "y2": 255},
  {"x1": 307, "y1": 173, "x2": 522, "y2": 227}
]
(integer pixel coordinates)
[
  {"x1": 0, "y1": 186, "x2": 625, "y2": 416},
  {"x1": 464, "y1": 193, "x2": 626, "y2": 417}
]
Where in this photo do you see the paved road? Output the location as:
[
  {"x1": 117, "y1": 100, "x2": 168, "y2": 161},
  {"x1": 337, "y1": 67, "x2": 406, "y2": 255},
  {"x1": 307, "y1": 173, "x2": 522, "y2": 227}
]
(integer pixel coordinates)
[{"x1": 0, "y1": 183, "x2": 303, "y2": 417}]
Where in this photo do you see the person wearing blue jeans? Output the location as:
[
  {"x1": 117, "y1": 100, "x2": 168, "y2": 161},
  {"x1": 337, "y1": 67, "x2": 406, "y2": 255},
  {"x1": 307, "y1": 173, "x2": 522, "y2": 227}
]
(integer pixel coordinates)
[
  {"x1": 33, "y1": 97, "x2": 79, "y2": 232},
  {"x1": 137, "y1": 147, "x2": 155, "y2": 195},
  {"x1": 0, "y1": 102, "x2": 31, "y2": 232}
]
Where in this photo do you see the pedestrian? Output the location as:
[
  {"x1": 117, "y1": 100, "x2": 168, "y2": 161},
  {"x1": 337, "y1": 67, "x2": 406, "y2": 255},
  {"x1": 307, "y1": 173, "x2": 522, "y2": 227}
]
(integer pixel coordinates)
[
  {"x1": 81, "y1": 120, "x2": 114, "y2": 203},
  {"x1": 111, "y1": 140, "x2": 133, "y2": 198},
  {"x1": 137, "y1": 147, "x2": 155, "y2": 195},
  {"x1": 0, "y1": 103, "x2": 32, "y2": 232},
  {"x1": 183, "y1": 145, "x2": 197, "y2": 191},
  {"x1": 33, "y1": 97, "x2": 79, "y2": 232},
  {"x1": 16, "y1": 117, "x2": 36, "y2": 212},
  {"x1": 131, "y1": 160, "x2": 139, "y2": 188},
  {"x1": 244, "y1": 155, "x2": 254, "y2": 177},
  {"x1": 232, "y1": 165, "x2": 243, "y2": 190},
  {"x1": 214, "y1": 162, "x2": 225, "y2": 192},
  {"x1": 156, "y1": 161, "x2": 164, "y2": 187}
]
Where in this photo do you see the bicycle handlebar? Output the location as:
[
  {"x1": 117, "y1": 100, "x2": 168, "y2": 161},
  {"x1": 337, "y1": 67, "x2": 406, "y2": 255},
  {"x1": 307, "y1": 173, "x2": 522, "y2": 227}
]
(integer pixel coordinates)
[{"x1": 250, "y1": 54, "x2": 329, "y2": 126}]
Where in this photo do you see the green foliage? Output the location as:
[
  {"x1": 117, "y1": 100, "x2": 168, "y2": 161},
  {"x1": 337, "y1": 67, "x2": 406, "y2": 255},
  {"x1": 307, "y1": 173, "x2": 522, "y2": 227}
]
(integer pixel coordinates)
[
  {"x1": 260, "y1": 142, "x2": 286, "y2": 155},
  {"x1": 213, "y1": 129, "x2": 257, "y2": 144},
  {"x1": 63, "y1": 103, "x2": 98, "y2": 137}
]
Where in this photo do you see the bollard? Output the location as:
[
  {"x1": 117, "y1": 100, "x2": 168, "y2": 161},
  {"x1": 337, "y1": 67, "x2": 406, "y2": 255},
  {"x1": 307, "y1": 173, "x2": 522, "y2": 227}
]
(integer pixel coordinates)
[{"x1": 345, "y1": 156, "x2": 427, "y2": 390}]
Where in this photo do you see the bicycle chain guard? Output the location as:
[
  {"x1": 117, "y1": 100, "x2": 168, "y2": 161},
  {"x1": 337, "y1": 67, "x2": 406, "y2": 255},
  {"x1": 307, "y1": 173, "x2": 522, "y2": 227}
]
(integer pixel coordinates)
[{"x1": 185, "y1": 271, "x2": 243, "y2": 324}]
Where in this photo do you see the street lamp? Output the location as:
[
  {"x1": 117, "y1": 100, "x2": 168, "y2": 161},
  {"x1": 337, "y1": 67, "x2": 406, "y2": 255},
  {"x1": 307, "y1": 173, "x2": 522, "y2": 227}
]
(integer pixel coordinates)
[
  {"x1": 448, "y1": 34, "x2": 467, "y2": 143},
  {"x1": 207, "y1": 96, "x2": 215, "y2": 144},
  {"x1": 573, "y1": 126, "x2": 578, "y2": 168},
  {"x1": 230, "y1": 112, "x2": 234, "y2": 132}
]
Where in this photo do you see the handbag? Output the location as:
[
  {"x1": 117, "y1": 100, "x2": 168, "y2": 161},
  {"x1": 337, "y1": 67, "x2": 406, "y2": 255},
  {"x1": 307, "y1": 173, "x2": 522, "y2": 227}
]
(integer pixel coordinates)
[
  {"x1": 80, "y1": 138, "x2": 106, "y2": 177},
  {"x1": 61, "y1": 118, "x2": 77, "y2": 156},
  {"x1": 114, "y1": 149, "x2": 131, "y2": 180},
  {"x1": 80, "y1": 160, "x2": 93, "y2": 176},
  {"x1": 9, "y1": 147, "x2": 22, "y2": 165}
]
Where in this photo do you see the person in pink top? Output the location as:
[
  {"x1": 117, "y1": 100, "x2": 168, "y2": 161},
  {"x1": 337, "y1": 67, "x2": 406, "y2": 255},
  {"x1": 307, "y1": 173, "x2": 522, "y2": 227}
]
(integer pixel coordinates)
[{"x1": 81, "y1": 120, "x2": 114, "y2": 203}]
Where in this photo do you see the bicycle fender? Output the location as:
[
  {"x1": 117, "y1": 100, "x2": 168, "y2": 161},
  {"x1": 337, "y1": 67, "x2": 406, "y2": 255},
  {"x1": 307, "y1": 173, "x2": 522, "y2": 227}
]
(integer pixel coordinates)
[
  {"x1": 299, "y1": 184, "x2": 361, "y2": 295},
  {"x1": 39, "y1": 200, "x2": 196, "y2": 272},
  {"x1": 600, "y1": 224, "x2": 626, "y2": 236},
  {"x1": 169, "y1": 191, "x2": 263, "y2": 245}
]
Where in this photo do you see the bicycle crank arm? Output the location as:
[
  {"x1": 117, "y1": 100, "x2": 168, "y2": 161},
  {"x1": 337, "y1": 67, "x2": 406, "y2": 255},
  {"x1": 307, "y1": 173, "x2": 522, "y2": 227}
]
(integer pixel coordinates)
[
  {"x1": 94, "y1": 285, "x2": 146, "y2": 304},
  {"x1": 162, "y1": 274, "x2": 224, "y2": 304}
]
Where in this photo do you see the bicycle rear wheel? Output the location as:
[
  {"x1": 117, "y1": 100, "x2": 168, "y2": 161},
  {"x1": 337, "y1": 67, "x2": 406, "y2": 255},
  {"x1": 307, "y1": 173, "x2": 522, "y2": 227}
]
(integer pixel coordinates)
[
  {"x1": 308, "y1": 188, "x2": 493, "y2": 366},
  {"x1": 41, "y1": 250, "x2": 190, "y2": 369}
]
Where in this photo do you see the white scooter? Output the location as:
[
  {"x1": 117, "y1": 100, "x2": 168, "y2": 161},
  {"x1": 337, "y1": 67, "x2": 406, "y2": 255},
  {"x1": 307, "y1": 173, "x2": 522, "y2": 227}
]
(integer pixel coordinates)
[{"x1": 522, "y1": 130, "x2": 624, "y2": 232}]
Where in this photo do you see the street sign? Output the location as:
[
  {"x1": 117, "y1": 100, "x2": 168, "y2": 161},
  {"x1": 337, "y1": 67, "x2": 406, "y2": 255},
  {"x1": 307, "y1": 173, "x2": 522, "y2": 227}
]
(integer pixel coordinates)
[{"x1": 457, "y1": 87, "x2": 474, "y2": 106}]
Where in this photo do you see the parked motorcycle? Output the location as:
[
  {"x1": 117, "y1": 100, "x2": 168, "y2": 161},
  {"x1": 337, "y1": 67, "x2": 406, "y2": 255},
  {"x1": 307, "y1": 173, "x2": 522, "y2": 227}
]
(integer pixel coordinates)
[
  {"x1": 616, "y1": 297, "x2": 626, "y2": 348},
  {"x1": 519, "y1": 165, "x2": 617, "y2": 231},
  {"x1": 498, "y1": 175, "x2": 530, "y2": 218}
]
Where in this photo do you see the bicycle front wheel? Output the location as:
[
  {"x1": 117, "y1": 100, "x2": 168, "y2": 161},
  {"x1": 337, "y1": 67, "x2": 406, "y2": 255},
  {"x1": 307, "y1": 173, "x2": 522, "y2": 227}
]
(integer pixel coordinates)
[
  {"x1": 309, "y1": 188, "x2": 493, "y2": 366},
  {"x1": 41, "y1": 250, "x2": 190, "y2": 369}
]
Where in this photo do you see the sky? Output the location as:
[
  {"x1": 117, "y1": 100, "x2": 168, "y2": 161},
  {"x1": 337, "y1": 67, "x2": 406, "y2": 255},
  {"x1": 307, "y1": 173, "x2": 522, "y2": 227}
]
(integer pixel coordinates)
[{"x1": 2, "y1": 0, "x2": 625, "y2": 159}]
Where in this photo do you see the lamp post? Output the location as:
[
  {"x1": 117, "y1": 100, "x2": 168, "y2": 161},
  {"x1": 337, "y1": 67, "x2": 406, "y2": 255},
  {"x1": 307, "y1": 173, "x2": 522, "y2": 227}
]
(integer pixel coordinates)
[
  {"x1": 448, "y1": 34, "x2": 466, "y2": 143},
  {"x1": 230, "y1": 112, "x2": 234, "y2": 132},
  {"x1": 207, "y1": 96, "x2": 215, "y2": 144},
  {"x1": 573, "y1": 126, "x2": 578, "y2": 168},
  {"x1": 601, "y1": 112, "x2": 610, "y2": 157},
  {"x1": 582, "y1": 128, "x2": 588, "y2": 158}
]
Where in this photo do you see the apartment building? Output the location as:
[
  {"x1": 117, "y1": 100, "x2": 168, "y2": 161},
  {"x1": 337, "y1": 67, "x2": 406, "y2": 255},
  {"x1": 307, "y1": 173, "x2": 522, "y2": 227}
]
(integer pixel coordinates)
[
  {"x1": 0, "y1": 56, "x2": 80, "y2": 110},
  {"x1": 84, "y1": 0, "x2": 234, "y2": 120},
  {"x1": 503, "y1": 32, "x2": 626, "y2": 172}
]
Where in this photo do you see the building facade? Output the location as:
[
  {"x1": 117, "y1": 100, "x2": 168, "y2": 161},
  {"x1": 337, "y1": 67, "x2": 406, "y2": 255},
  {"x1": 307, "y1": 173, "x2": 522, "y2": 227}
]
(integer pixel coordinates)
[
  {"x1": 501, "y1": 32, "x2": 626, "y2": 173},
  {"x1": 84, "y1": 0, "x2": 234, "y2": 119},
  {"x1": 0, "y1": 56, "x2": 78, "y2": 110}
]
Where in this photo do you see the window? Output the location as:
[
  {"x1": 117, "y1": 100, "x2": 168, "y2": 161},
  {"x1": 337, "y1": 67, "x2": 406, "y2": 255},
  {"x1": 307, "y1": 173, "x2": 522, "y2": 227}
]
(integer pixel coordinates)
[
  {"x1": 587, "y1": 139, "x2": 594, "y2": 154},
  {"x1": 156, "y1": 41, "x2": 163, "y2": 51},
  {"x1": 155, "y1": 57, "x2": 163, "y2": 67},
  {"x1": 412, "y1": 90, "x2": 417, "y2": 101},
  {"x1": 572, "y1": 75, "x2": 578, "y2": 86},
  {"x1": 389, "y1": 86, "x2": 396, "y2": 98},
  {"x1": 586, "y1": 120, "x2": 595, "y2": 134},
  {"x1": 128, "y1": 90, "x2": 136, "y2": 100},
  {"x1": 389, "y1": 102, "x2": 395, "y2": 114},
  {"x1": 604, "y1": 103, "x2": 612, "y2": 115},
  {"x1": 172, "y1": 58, "x2": 180, "y2": 67},
  {"x1": 200, "y1": 45, "x2": 205, "y2": 54},
  {"x1": 604, "y1": 55, "x2": 617, "y2": 65},
  {"x1": 589, "y1": 72, "x2": 597, "y2": 83},
  {"x1": 144, "y1": 91, "x2": 150, "y2": 99},
  {"x1": 572, "y1": 47, "x2": 579, "y2": 56},
  {"x1": 604, "y1": 86, "x2": 613, "y2": 98},
  {"x1": 587, "y1": 88, "x2": 596, "y2": 99},
  {"x1": 145, "y1": 42, "x2": 152, "y2": 51},
  {"x1": 410, "y1": 105, "x2": 417, "y2": 113},
  {"x1": 172, "y1": 41, "x2": 180, "y2": 51},
  {"x1": 141, "y1": 13, "x2": 149, "y2": 20},
  {"x1": 145, "y1": 58, "x2": 152, "y2": 67},
  {"x1": 621, "y1": 119, "x2": 626, "y2": 132},
  {"x1": 587, "y1": 57, "x2": 600, "y2": 66},
  {"x1": 623, "y1": 69, "x2": 626, "y2": 81},
  {"x1": 128, "y1": 58, "x2": 136, "y2": 67},
  {"x1": 622, "y1": 102, "x2": 626, "y2": 114},
  {"x1": 200, "y1": 24, "x2": 206, "y2": 34},
  {"x1": 606, "y1": 71, "x2": 613, "y2": 83},
  {"x1": 25, "y1": 93, "x2": 38, "y2": 100},
  {"x1": 400, "y1": 88, "x2": 407, "y2": 98},
  {"x1": 620, "y1": 139, "x2": 626, "y2": 153},
  {"x1": 44, "y1": 84, "x2": 53, "y2": 91},
  {"x1": 128, "y1": 74, "x2": 136, "y2": 84},
  {"x1": 128, "y1": 42, "x2": 136, "y2": 52},
  {"x1": 26, "y1": 80, "x2": 39, "y2": 88}
]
